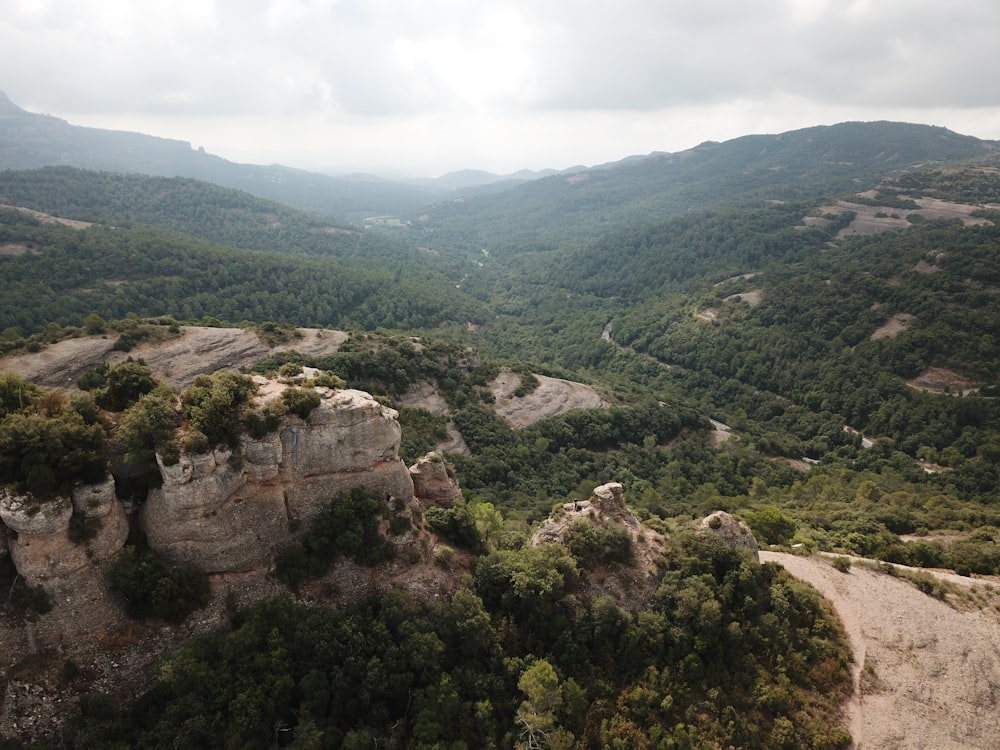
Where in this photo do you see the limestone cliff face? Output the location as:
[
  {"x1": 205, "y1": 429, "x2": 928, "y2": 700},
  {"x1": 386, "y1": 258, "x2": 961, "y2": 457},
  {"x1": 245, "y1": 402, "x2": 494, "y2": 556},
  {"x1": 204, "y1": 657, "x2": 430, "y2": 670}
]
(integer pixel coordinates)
[
  {"x1": 0, "y1": 477, "x2": 128, "y2": 590},
  {"x1": 141, "y1": 388, "x2": 415, "y2": 573}
]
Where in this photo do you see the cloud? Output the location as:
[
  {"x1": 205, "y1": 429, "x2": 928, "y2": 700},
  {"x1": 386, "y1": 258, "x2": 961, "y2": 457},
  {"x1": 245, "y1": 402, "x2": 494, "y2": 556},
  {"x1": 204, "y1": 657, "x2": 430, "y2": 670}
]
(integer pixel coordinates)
[{"x1": 2, "y1": 0, "x2": 999, "y2": 174}]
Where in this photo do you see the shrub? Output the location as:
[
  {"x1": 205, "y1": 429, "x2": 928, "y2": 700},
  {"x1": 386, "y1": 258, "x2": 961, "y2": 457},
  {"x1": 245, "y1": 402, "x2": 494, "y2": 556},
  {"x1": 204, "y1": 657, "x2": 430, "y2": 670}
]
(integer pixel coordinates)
[
  {"x1": 95, "y1": 359, "x2": 157, "y2": 411},
  {"x1": 567, "y1": 520, "x2": 634, "y2": 567},
  {"x1": 118, "y1": 388, "x2": 178, "y2": 464},
  {"x1": 181, "y1": 371, "x2": 256, "y2": 447},
  {"x1": 282, "y1": 387, "x2": 321, "y2": 419},
  {"x1": 424, "y1": 501, "x2": 485, "y2": 553},
  {"x1": 435, "y1": 545, "x2": 455, "y2": 569},
  {"x1": 831, "y1": 556, "x2": 852, "y2": 573},
  {"x1": 181, "y1": 430, "x2": 210, "y2": 455},
  {"x1": 108, "y1": 545, "x2": 210, "y2": 622},
  {"x1": 0, "y1": 371, "x2": 39, "y2": 417}
]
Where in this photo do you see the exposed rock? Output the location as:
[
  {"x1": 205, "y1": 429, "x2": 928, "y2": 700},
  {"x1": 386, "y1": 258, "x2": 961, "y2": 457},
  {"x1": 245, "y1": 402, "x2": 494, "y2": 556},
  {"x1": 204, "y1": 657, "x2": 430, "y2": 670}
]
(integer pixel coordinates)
[
  {"x1": 409, "y1": 452, "x2": 462, "y2": 506},
  {"x1": 591, "y1": 481, "x2": 627, "y2": 512},
  {"x1": 490, "y1": 370, "x2": 607, "y2": 428},
  {"x1": 697, "y1": 511, "x2": 760, "y2": 561},
  {"x1": 530, "y1": 483, "x2": 668, "y2": 611},
  {"x1": 1, "y1": 493, "x2": 77, "y2": 586},
  {"x1": 0, "y1": 325, "x2": 350, "y2": 391},
  {"x1": 70, "y1": 477, "x2": 129, "y2": 564},
  {"x1": 140, "y1": 387, "x2": 415, "y2": 573},
  {"x1": 1, "y1": 480, "x2": 128, "y2": 588}
]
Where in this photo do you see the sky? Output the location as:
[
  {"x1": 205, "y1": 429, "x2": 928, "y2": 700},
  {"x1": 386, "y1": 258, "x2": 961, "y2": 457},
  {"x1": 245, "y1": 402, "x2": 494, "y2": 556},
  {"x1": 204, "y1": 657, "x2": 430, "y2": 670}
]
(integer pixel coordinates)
[{"x1": 3, "y1": 0, "x2": 1000, "y2": 178}]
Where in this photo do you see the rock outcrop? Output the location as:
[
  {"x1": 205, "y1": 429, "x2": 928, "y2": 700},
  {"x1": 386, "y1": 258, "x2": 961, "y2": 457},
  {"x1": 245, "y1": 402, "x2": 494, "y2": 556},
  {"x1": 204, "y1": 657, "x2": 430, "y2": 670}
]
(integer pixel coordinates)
[
  {"x1": 531, "y1": 482, "x2": 637, "y2": 546},
  {"x1": 697, "y1": 511, "x2": 760, "y2": 561},
  {"x1": 140, "y1": 387, "x2": 415, "y2": 573},
  {"x1": 0, "y1": 478, "x2": 128, "y2": 590},
  {"x1": 530, "y1": 482, "x2": 668, "y2": 611},
  {"x1": 409, "y1": 452, "x2": 462, "y2": 507}
]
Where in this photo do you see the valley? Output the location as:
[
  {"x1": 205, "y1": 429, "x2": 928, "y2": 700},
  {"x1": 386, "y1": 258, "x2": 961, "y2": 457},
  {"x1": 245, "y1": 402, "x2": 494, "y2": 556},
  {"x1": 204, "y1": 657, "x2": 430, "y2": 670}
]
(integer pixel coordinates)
[{"x1": 1, "y1": 111, "x2": 1000, "y2": 747}]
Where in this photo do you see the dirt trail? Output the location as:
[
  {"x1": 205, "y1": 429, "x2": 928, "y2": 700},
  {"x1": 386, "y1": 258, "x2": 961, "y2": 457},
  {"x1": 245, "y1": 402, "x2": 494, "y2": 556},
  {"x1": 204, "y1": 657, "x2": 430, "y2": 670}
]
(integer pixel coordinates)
[{"x1": 763, "y1": 551, "x2": 1000, "y2": 749}]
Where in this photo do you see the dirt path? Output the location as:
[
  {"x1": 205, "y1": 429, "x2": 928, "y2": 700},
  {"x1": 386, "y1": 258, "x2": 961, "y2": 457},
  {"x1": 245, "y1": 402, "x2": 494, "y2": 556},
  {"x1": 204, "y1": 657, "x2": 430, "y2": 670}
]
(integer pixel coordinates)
[{"x1": 762, "y1": 551, "x2": 1000, "y2": 749}]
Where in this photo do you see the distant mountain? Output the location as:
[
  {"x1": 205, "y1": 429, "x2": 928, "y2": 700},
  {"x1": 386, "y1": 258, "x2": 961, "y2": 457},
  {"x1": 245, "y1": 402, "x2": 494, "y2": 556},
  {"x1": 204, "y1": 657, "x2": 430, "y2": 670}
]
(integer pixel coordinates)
[
  {"x1": 0, "y1": 91, "x2": 445, "y2": 223},
  {"x1": 405, "y1": 121, "x2": 1000, "y2": 257}
]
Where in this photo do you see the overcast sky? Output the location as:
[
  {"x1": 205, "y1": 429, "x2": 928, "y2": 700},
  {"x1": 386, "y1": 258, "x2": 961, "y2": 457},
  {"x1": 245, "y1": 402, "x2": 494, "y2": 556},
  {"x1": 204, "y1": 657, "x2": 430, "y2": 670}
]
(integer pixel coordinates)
[{"x1": 4, "y1": 0, "x2": 1000, "y2": 177}]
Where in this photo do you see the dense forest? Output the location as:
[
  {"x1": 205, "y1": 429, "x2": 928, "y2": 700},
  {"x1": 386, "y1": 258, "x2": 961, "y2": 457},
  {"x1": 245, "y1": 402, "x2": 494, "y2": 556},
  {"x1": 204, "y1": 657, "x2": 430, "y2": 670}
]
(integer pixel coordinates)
[{"x1": 2, "y1": 123, "x2": 1000, "y2": 747}]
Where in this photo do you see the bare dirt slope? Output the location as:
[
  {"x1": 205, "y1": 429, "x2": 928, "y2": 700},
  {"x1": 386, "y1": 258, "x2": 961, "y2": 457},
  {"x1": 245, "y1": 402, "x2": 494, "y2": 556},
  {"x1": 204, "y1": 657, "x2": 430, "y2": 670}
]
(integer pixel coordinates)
[
  {"x1": 762, "y1": 551, "x2": 1000, "y2": 750},
  {"x1": 0, "y1": 326, "x2": 348, "y2": 390},
  {"x1": 813, "y1": 195, "x2": 993, "y2": 238},
  {"x1": 490, "y1": 370, "x2": 606, "y2": 428}
]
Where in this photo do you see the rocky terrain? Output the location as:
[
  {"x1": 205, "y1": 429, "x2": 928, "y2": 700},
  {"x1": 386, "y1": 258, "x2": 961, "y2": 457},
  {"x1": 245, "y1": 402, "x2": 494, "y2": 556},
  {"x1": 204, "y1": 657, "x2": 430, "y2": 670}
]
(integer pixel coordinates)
[
  {"x1": 0, "y1": 326, "x2": 349, "y2": 391},
  {"x1": 489, "y1": 370, "x2": 607, "y2": 428},
  {"x1": 7, "y1": 333, "x2": 1000, "y2": 748},
  {"x1": 0, "y1": 363, "x2": 476, "y2": 739}
]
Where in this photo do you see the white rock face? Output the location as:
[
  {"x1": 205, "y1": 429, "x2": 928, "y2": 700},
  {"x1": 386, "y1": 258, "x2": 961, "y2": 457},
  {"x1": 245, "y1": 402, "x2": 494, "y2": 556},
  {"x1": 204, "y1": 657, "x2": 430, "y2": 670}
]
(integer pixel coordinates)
[
  {"x1": 71, "y1": 477, "x2": 129, "y2": 564},
  {"x1": 140, "y1": 388, "x2": 414, "y2": 573},
  {"x1": 1, "y1": 491, "x2": 72, "y2": 537}
]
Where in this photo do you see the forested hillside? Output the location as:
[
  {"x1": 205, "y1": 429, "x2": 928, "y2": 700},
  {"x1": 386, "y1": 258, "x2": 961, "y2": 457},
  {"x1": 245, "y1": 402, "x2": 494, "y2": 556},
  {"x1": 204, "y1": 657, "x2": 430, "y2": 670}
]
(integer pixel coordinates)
[
  {"x1": 398, "y1": 122, "x2": 999, "y2": 258},
  {"x1": 3, "y1": 123, "x2": 1000, "y2": 748},
  {"x1": 0, "y1": 91, "x2": 437, "y2": 222},
  {"x1": 0, "y1": 202, "x2": 485, "y2": 333}
]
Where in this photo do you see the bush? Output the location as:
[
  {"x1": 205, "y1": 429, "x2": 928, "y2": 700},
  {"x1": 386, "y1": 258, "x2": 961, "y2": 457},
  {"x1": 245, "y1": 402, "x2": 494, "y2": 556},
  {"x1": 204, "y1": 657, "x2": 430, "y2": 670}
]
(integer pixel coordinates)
[
  {"x1": 108, "y1": 545, "x2": 210, "y2": 622},
  {"x1": 241, "y1": 400, "x2": 284, "y2": 439},
  {"x1": 118, "y1": 388, "x2": 178, "y2": 464},
  {"x1": 274, "y1": 486, "x2": 393, "y2": 589},
  {"x1": 95, "y1": 359, "x2": 157, "y2": 411},
  {"x1": 831, "y1": 556, "x2": 852, "y2": 573},
  {"x1": 181, "y1": 430, "x2": 210, "y2": 455},
  {"x1": 282, "y1": 387, "x2": 321, "y2": 419},
  {"x1": 747, "y1": 506, "x2": 797, "y2": 545},
  {"x1": 567, "y1": 520, "x2": 634, "y2": 567},
  {"x1": 181, "y1": 371, "x2": 256, "y2": 447},
  {"x1": 424, "y1": 501, "x2": 484, "y2": 553}
]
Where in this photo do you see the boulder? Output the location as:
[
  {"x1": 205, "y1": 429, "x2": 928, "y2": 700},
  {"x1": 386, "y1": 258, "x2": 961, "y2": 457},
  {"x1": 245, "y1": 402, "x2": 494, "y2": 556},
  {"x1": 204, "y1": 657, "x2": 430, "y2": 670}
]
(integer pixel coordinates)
[
  {"x1": 697, "y1": 511, "x2": 760, "y2": 562},
  {"x1": 409, "y1": 452, "x2": 462, "y2": 506},
  {"x1": 591, "y1": 482, "x2": 626, "y2": 512}
]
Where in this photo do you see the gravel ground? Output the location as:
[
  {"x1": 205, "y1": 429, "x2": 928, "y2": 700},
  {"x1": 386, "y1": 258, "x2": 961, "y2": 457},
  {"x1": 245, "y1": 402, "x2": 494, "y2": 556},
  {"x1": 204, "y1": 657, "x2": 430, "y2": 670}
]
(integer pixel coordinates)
[{"x1": 762, "y1": 551, "x2": 1000, "y2": 750}]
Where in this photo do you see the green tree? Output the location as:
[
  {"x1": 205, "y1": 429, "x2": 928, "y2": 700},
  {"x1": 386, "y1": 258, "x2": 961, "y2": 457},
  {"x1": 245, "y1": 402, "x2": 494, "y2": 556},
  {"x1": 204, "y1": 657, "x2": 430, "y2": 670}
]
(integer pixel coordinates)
[
  {"x1": 96, "y1": 359, "x2": 157, "y2": 411},
  {"x1": 516, "y1": 660, "x2": 571, "y2": 750},
  {"x1": 747, "y1": 505, "x2": 797, "y2": 545},
  {"x1": 0, "y1": 371, "x2": 39, "y2": 417},
  {"x1": 118, "y1": 388, "x2": 178, "y2": 464}
]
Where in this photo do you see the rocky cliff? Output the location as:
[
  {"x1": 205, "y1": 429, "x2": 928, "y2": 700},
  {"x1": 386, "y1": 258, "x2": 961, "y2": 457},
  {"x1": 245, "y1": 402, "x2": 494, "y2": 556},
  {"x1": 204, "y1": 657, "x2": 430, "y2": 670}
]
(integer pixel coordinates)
[
  {"x1": 0, "y1": 378, "x2": 439, "y2": 650},
  {"x1": 0, "y1": 376, "x2": 466, "y2": 742},
  {"x1": 141, "y1": 386, "x2": 414, "y2": 573},
  {"x1": 530, "y1": 482, "x2": 669, "y2": 611}
]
